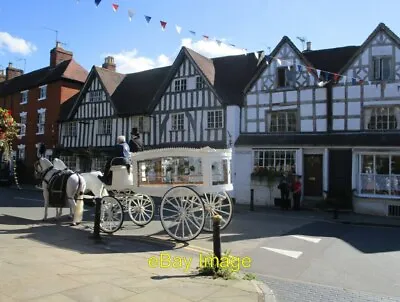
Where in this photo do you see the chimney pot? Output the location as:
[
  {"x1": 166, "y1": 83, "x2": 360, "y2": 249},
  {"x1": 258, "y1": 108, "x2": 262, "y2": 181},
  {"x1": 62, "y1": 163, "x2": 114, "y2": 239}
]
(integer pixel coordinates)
[
  {"x1": 8, "y1": 62, "x2": 12, "y2": 68},
  {"x1": 102, "y1": 56, "x2": 116, "y2": 72},
  {"x1": 306, "y1": 41, "x2": 311, "y2": 51}
]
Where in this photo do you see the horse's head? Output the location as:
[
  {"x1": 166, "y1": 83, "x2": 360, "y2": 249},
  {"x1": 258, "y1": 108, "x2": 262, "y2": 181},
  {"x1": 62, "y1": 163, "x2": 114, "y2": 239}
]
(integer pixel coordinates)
[
  {"x1": 53, "y1": 158, "x2": 67, "y2": 170},
  {"x1": 33, "y1": 157, "x2": 53, "y2": 178}
]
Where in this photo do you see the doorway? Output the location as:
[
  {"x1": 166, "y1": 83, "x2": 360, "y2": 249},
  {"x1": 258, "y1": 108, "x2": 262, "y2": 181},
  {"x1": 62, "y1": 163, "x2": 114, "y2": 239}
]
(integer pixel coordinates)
[{"x1": 303, "y1": 154, "x2": 323, "y2": 196}]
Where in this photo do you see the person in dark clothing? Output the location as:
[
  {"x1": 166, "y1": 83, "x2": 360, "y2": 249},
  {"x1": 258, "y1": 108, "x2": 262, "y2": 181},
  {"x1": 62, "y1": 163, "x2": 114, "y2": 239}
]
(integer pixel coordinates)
[
  {"x1": 98, "y1": 135, "x2": 131, "y2": 185},
  {"x1": 292, "y1": 175, "x2": 302, "y2": 210},
  {"x1": 278, "y1": 173, "x2": 290, "y2": 210},
  {"x1": 128, "y1": 128, "x2": 143, "y2": 153}
]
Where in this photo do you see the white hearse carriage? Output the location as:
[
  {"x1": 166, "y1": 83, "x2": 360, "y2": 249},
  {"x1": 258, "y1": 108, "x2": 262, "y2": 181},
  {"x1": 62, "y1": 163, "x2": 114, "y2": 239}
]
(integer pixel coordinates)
[{"x1": 98, "y1": 147, "x2": 234, "y2": 242}]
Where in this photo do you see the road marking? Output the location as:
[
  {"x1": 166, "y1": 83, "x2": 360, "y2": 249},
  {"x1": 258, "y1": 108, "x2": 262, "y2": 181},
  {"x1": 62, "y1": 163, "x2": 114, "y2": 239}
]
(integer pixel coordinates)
[
  {"x1": 261, "y1": 247, "x2": 303, "y2": 259},
  {"x1": 14, "y1": 197, "x2": 43, "y2": 202},
  {"x1": 291, "y1": 235, "x2": 321, "y2": 243}
]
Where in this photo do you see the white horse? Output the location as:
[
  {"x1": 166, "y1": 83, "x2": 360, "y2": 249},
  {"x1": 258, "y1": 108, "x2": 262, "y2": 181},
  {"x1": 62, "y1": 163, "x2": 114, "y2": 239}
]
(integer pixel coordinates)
[
  {"x1": 34, "y1": 158, "x2": 86, "y2": 225},
  {"x1": 52, "y1": 158, "x2": 108, "y2": 198}
]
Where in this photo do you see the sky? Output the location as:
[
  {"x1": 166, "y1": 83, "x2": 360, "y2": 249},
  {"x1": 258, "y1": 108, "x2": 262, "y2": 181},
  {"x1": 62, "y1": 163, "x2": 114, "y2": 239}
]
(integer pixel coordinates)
[{"x1": 0, "y1": 0, "x2": 399, "y2": 75}]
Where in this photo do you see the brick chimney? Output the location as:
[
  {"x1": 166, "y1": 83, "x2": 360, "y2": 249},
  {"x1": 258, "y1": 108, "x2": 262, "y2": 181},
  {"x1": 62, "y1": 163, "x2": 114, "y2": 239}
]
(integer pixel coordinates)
[
  {"x1": 50, "y1": 42, "x2": 73, "y2": 67},
  {"x1": 0, "y1": 70, "x2": 5, "y2": 82},
  {"x1": 102, "y1": 56, "x2": 116, "y2": 72},
  {"x1": 306, "y1": 41, "x2": 312, "y2": 51},
  {"x1": 6, "y1": 62, "x2": 23, "y2": 80}
]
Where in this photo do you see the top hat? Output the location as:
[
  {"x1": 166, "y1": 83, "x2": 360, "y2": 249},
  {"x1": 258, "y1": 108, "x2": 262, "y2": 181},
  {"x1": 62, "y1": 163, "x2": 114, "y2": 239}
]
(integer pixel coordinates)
[{"x1": 130, "y1": 128, "x2": 138, "y2": 135}]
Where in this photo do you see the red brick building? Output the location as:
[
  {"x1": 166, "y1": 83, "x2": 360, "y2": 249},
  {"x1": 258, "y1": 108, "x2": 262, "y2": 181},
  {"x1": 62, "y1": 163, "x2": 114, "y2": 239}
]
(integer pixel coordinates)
[{"x1": 0, "y1": 42, "x2": 88, "y2": 182}]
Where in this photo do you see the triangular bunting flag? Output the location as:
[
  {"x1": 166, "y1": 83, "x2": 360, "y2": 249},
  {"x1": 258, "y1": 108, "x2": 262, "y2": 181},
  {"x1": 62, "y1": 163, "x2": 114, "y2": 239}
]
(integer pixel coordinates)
[
  {"x1": 324, "y1": 71, "x2": 330, "y2": 81},
  {"x1": 254, "y1": 52, "x2": 259, "y2": 59},
  {"x1": 160, "y1": 21, "x2": 167, "y2": 31},
  {"x1": 359, "y1": 79, "x2": 364, "y2": 85},
  {"x1": 203, "y1": 35, "x2": 209, "y2": 40},
  {"x1": 189, "y1": 30, "x2": 196, "y2": 35},
  {"x1": 306, "y1": 66, "x2": 312, "y2": 73},
  {"x1": 316, "y1": 69, "x2": 321, "y2": 78},
  {"x1": 144, "y1": 15, "x2": 152, "y2": 23},
  {"x1": 342, "y1": 76, "x2": 346, "y2": 84},
  {"x1": 128, "y1": 9, "x2": 135, "y2": 21},
  {"x1": 95, "y1": 0, "x2": 101, "y2": 6},
  {"x1": 216, "y1": 40, "x2": 222, "y2": 46},
  {"x1": 112, "y1": 3, "x2": 119, "y2": 11},
  {"x1": 175, "y1": 25, "x2": 182, "y2": 34},
  {"x1": 352, "y1": 78, "x2": 357, "y2": 85},
  {"x1": 333, "y1": 73, "x2": 339, "y2": 82},
  {"x1": 297, "y1": 65, "x2": 303, "y2": 72},
  {"x1": 276, "y1": 59, "x2": 282, "y2": 66}
]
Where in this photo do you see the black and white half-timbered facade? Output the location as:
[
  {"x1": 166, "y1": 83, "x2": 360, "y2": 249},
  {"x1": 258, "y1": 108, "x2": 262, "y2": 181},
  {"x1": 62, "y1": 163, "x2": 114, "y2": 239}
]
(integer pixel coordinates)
[
  {"x1": 235, "y1": 23, "x2": 400, "y2": 217},
  {"x1": 57, "y1": 57, "x2": 169, "y2": 172}
]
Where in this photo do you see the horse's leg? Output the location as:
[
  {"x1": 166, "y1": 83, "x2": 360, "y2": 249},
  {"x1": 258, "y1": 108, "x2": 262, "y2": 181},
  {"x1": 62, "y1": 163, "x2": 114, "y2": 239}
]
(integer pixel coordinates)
[{"x1": 42, "y1": 182, "x2": 49, "y2": 221}]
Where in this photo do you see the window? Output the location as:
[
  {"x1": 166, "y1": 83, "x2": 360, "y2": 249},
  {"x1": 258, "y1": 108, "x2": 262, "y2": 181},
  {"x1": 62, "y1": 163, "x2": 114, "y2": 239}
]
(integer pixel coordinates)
[
  {"x1": 196, "y1": 76, "x2": 204, "y2": 89},
  {"x1": 276, "y1": 66, "x2": 295, "y2": 88},
  {"x1": 20, "y1": 91, "x2": 28, "y2": 104},
  {"x1": 64, "y1": 122, "x2": 77, "y2": 136},
  {"x1": 372, "y1": 56, "x2": 391, "y2": 81},
  {"x1": 367, "y1": 107, "x2": 398, "y2": 130},
  {"x1": 171, "y1": 113, "x2": 184, "y2": 130},
  {"x1": 37, "y1": 109, "x2": 46, "y2": 135},
  {"x1": 98, "y1": 119, "x2": 112, "y2": 135},
  {"x1": 359, "y1": 154, "x2": 400, "y2": 197},
  {"x1": 19, "y1": 112, "x2": 27, "y2": 136},
  {"x1": 253, "y1": 150, "x2": 296, "y2": 173},
  {"x1": 138, "y1": 116, "x2": 144, "y2": 133},
  {"x1": 39, "y1": 85, "x2": 47, "y2": 100},
  {"x1": 207, "y1": 110, "x2": 223, "y2": 129},
  {"x1": 93, "y1": 157, "x2": 108, "y2": 172},
  {"x1": 269, "y1": 111, "x2": 297, "y2": 132},
  {"x1": 17, "y1": 145, "x2": 25, "y2": 160},
  {"x1": 174, "y1": 79, "x2": 187, "y2": 91},
  {"x1": 89, "y1": 90, "x2": 102, "y2": 102},
  {"x1": 60, "y1": 155, "x2": 77, "y2": 171}
]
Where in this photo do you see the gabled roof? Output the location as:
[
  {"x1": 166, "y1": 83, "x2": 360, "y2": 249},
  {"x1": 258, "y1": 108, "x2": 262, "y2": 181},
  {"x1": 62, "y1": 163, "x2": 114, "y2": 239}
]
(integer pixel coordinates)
[
  {"x1": 0, "y1": 59, "x2": 88, "y2": 97},
  {"x1": 244, "y1": 36, "x2": 318, "y2": 93},
  {"x1": 337, "y1": 22, "x2": 400, "y2": 76},
  {"x1": 94, "y1": 66, "x2": 126, "y2": 96}
]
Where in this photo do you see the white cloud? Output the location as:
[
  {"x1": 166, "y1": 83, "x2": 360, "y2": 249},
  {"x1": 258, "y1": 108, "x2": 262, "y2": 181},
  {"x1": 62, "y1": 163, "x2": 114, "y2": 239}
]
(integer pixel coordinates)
[
  {"x1": 0, "y1": 32, "x2": 37, "y2": 55},
  {"x1": 180, "y1": 38, "x2": 245, "y2": 58},
  {"x1": 103, "y1": 37, "x2": 246, "y2": 74}
]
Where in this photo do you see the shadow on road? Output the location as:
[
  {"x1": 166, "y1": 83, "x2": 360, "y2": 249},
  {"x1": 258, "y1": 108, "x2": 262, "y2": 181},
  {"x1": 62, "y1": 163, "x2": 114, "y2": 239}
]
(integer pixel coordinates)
[{"x1": 0, "y1": 214, "x2": 182, "y2": 255}]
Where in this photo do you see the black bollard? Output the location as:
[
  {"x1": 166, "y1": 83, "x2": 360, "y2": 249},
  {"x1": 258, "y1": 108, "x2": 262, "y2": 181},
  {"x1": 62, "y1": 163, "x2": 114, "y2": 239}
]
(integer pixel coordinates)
[
  {"x1": 213, "y1": 215, "x2": 222, "y2": 271},
  {"x1": 91, "y1": 197, "x2": 102, "y2": 242},
  {"x1": 250, "y1": 189, "x2": 254, "y2": 211}
]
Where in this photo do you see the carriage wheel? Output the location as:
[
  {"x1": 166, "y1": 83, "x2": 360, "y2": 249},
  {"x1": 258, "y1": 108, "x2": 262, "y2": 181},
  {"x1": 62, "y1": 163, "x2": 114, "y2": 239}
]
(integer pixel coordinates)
[
  {"x1": 160, "y1": 186, "x2": 205, "y2": 242},
  {"x1": 99, "y1": 196, "x2": 124, "y2": 234},
  {"x1": 128, "y1": 194, "x2": 155, "y2": 226},
  {"x1": 202, "y1": 191, "x2": 233, "y2": 232}
]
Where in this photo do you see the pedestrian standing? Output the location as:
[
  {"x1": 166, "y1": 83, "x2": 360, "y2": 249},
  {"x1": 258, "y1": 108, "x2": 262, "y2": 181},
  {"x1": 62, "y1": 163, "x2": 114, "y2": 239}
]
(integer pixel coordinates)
[
  {"x1": 292, "y1": 175, "x2": 302, "y2": 210},
  {"x1": 278, "y1": 173, "x2": 290, "y2": 210}
]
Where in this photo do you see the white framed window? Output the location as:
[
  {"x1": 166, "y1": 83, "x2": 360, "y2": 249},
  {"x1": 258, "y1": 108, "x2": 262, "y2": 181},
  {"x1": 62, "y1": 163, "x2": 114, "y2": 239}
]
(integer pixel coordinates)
[
  {"x1": 17, "y1": 144, "x2": 25, "y2": 160},
  {"x1": 207, "y1": 110, "x2": 223, "y2": 129},
  {"x1": 20, "y1": 90, "x2": 28, "y2": 104},
  {"x1": 64, "y1": 122, "x2": 77, "y2": 136},
  {"x1": 269, "y1": 111, "x2": 297, "y2": 132},
  {"x1": 358, "y1": 153, "x2": 400, "y2": 198},
  {"x1": 276, "y1": 65, "x2": 296, "y2": 88},
  {"x1": 196, "y1": 76, "x2": 204, "y2": 89},
  {"x1": 174, "y1": 79, "x2": 187, "y2": 92},
  {"x1": 89, "y1": 90, "x2": 102, "y2": 102},
  {"x1": 19, "y1": 112, "x2": 27, "y2": 136},
  {"x1": 171, "y1": 113, "x2": 184, "y2": 131},
  {"x1": 367, "y1": 107, "x2": 398, "y2": 130},
  {"x1": 60, "y1": 155, "x2": 77, "y2": 171},
  {"x1": 372, "y1": 56, "x2": 392, "y2": 81},
  {"x1": 98, "y1": 119, "x2": 112, "y2": 135},
  {"x1": 38, "y1": 85, "x2": 47, "y2": 100},
  {"x1": 253, "y1": 149, "x2": 296, "y2": 173},
  {"x1": 36, "y1": 108, "x2": 46, "y2": 135}
]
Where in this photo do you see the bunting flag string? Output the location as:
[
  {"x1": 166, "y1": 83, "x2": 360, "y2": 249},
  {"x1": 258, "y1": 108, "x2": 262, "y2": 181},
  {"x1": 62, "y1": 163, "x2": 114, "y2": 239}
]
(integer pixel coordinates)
[{"x1": 86, "y1": 0, "x2": 380, "y2": 86}]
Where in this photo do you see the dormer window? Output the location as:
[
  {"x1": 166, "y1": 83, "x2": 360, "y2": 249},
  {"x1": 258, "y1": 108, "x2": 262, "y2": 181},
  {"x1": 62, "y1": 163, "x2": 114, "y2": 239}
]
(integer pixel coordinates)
[
  {"x1": 174, "y1": 79, "x2": 187, "y2": 92},
  {"x1": 38, "y1": 85, "x2": 47, "y2": 100},
  {"x1": 372, "y1": 56, "x2": 391, "y2": 81},
  {"x1": 20, "y1": 91, "x2": 28, "y2": 104},
  {"x1": 276, "y1": 66, "x2": 295, "y2": 88}
]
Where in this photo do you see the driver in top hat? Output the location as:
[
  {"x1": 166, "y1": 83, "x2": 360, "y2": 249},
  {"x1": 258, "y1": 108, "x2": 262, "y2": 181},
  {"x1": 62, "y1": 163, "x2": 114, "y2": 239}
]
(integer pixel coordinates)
[{"x1": 128, "y1": 128, "x2": 143, "y2": 152}]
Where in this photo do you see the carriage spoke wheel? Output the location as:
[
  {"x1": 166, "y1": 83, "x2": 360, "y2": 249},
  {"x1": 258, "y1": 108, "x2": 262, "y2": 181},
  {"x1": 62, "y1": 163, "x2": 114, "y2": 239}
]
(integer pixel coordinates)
[
  {"x1": 99, "y1": 196, "x2": 124, "y2": 234},
  {"x1": 160, "y1": 186, "x2": 205, "y2": 242},
  {"x1": 202, "y1": 191, "x2": 233, "y2": 232},
  {"x1": 128, "y1": 194, "x2": 155, "y2": 226}
]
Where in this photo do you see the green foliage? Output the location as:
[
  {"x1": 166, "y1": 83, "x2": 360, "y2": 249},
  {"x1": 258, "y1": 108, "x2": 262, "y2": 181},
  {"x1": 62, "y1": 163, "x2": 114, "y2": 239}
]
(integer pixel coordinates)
[
  {"x1": 197, "y1": 249, "x2": 238, "y2": 280},
  {"x1": 242, "y1": 273, "x2": 257, "y2": 280}
]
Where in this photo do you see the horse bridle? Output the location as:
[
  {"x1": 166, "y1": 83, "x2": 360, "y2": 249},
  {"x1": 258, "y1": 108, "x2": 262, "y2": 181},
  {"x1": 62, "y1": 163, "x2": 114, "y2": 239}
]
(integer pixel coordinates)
[{"x1": 34, "y1": 160, "x2": 53, "y2": 184}]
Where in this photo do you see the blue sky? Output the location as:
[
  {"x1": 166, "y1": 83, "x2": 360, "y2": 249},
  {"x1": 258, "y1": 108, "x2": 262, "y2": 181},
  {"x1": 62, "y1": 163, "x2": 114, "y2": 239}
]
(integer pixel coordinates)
[{"x1": 0, "y1": 0, "x2": 399, "y2": 74}]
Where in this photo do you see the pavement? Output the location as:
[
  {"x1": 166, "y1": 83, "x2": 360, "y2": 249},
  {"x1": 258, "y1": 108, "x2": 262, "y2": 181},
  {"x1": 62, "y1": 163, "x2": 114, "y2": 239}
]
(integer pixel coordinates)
[{"x1": 0, "y1": 190, "x2": 275, "y2": 302}]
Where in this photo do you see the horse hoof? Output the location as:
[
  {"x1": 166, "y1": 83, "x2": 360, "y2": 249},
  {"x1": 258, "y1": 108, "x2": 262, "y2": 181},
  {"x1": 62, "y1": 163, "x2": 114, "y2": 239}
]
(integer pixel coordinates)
[{"x1": 70, "y1": 222, "x2": 80, "y2": 226}]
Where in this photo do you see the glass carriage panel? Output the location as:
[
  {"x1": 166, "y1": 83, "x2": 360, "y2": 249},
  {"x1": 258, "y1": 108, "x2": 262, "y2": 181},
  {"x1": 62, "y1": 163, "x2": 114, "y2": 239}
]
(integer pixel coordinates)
[
  {"x1": 137, "y1": 156, "x2": 203, "y2": 186},
  {"x1": 211, "y1": 159, "x2": 229, "y2": 185}
]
